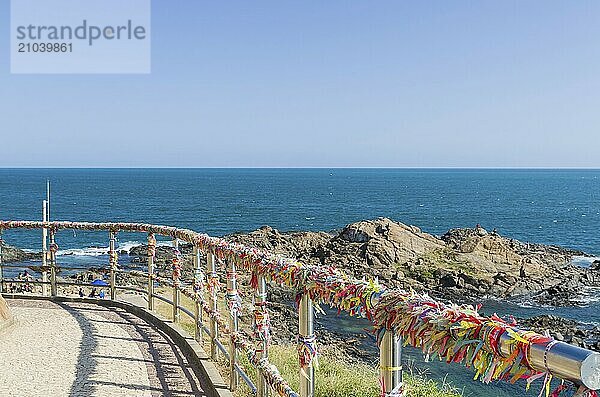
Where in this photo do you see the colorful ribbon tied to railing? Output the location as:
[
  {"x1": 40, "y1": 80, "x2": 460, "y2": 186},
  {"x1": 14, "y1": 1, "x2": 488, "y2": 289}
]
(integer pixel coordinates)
[{"x1": 172, "y1": 248, "x2": 182, "y2": 287}]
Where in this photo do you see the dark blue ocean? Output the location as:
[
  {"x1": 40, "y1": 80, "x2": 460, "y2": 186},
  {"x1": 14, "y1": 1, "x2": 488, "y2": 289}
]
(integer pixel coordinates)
[
  {"x1": 1, "y1": 168, "x2": 599, "y2": 396},
  {"x1": 1, "y1": 168, "x2": 599, "y2": 251}
]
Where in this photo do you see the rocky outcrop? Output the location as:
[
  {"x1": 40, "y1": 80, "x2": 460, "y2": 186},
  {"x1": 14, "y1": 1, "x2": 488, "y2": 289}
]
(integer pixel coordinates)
[
  {"x1": 0, "y1": 242, "x2": 41, "y2": 263},
  {"x1": 123, "y1": 218, "x2": 600, "y2": 355},
  {"x1": 125, "y1": 217, "x2": 599, "y2": 307},
  {"x1": 519, "y1": 315, "x2": 600, "y2": 351},
  {"x1": 438, "y1": 226, "x2": 594, "y2": 299},
  {"x1": 129, "y1": 243, "x2": 196, "y2": 281},
  {"x1": 225, "y1": 219, "x2": 600, "y2": 352},
  {"x1": 226, "y1": 218, "x2": 599, "y2": 304},
  {"x1": 129, "y1": 244, "x2": 194, "y2": 263}
]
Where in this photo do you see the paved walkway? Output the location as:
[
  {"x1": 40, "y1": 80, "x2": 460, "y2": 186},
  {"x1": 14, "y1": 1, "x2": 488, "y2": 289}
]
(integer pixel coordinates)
[{"x1": 0, "y1": 299, "x2": 207, "y2": 397}]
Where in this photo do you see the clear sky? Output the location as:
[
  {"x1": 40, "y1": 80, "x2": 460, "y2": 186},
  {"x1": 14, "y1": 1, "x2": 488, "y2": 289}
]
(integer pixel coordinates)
[{"x1": 1, "y1": 1, "x2": 599, "y2": 167}]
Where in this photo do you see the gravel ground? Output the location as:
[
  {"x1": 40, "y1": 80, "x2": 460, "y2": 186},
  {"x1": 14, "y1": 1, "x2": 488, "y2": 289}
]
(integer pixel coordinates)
[{"x1": 0, "y1": 299, "x2": 206, "y2": 397}]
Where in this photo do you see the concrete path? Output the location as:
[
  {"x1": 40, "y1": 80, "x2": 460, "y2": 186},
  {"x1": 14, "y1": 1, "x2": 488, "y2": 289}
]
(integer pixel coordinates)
[{"x1": 0, "y1": 299, "x2": 206, "y2": 397}]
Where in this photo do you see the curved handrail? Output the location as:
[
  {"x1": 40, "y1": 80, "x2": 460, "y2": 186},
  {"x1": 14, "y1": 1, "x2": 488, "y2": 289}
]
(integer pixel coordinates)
[{"x1": 0, "y1": 220, "x2": 599, "y2": 396}]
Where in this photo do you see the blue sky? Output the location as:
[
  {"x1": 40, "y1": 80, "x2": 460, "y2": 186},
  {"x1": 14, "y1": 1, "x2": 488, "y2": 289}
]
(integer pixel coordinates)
[{"x1": 1, "y1": 1, "x2": 599, "y2": 167}]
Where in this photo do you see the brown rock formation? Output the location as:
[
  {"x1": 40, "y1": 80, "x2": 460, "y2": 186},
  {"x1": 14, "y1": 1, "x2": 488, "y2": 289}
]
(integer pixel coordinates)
[
  {"x1": 226, "y1": 218, "x2": 598, "y2": 303},
  {"x1": 125, "y1": 218, "x2": 600, "y2": 352},
  {"x1": 127, "y1": 217, "x2": 598, "y2": 305},
  {"x1": 0, "y1": 241, "x2": 41, "y2": 263}
]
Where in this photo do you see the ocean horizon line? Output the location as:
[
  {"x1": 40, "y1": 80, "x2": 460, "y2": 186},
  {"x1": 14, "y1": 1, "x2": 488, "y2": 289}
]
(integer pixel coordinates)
[{"x1": 1, "y1": 166, "x2": 600, "y2": 170}]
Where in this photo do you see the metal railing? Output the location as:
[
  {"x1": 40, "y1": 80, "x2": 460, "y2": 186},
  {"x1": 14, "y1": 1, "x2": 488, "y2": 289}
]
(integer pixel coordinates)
[{"x1": 0, "y1": 220, "x2": 599, "y2": 397}]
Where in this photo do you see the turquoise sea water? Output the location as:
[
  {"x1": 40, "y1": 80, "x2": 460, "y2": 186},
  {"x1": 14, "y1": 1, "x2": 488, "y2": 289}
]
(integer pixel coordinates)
[{"x1": 1, "y1": 168, "x2": 599, "y2": 396}]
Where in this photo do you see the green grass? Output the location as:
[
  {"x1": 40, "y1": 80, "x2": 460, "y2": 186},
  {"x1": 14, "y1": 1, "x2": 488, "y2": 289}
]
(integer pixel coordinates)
[
  {"x1": 234, "y1": 344, "x2": 462, "y2": 397},
  {"x1": 151, "y1": 287, "x2": 462, "y2": 397},
  {"x1": 400, "y1": 248, "x2": 476, "y2": 280}
]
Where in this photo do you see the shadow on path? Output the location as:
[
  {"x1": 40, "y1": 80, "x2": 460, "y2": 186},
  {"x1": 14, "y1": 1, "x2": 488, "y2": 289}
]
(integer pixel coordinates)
[
  {"x1": 8, "y1": 300, "x2": 208, "y2": 397},
  {"x1": 56, "y1": 302, "x2": 99, "y2": 397},
  {"x1": 112, "y1": 309, "x2": 205, "y2": 397}
]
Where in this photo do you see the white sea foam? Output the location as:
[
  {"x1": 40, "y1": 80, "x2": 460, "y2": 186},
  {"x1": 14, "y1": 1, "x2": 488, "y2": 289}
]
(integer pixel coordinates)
[
  {"x1": 574, "y1": 287, "x2": 600, "y2": 306},
  {"x1": 571, "y1": 256, "x2": 600, "y2": 268},
  {"x1": 117, "y1": 240, "x2": 143, "y2": 253},
  {"x1": 514, "y1": 298, "x2": 556, "y2": 310},
  {"x1": 56, "y1": 247, "x2": 109, "y2": 257},
  {"x1": 118, "y1": 240, "x2": 172, "y2": 252},
  {"x1": 56, "y1": 239, "x2": 175, "y2": 257}
]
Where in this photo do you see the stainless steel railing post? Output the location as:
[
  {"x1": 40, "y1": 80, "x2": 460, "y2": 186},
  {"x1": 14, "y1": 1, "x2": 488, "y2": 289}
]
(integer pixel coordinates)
[
  {"x1": 193, "y1": 246, "x2": 204, "y2": 343},
  {"x1": 41, "y1": 201, "x2": 48, "y2": 296},
  {"x1": 226, "y1": 259, "x2": 240, "y2": 391},
  {"x1": 207, "y1": 251, "x2": 219, "y2": 360},
  {"x1": 147, "y1": 233, "x2": 155, "y2": 311},
  {"x1": 299, "y1": 294, "x2": 315, "y2": 397},
  {"x1": 255, "y1": 274, "x2": 270, "y2": 397},
  {"x1": 109, "y1": 231, "x2": 117, "y2": 300},
  {"x1": 172, "y1": 238, "x2": 181, "y2": 323},
  {"x1": 379, "y1": 330, "x2": 403, "y2": 397},
  {"x1": 49, "y1": 228, "x2": 57, "y2": 297},
  {"x1": 499, "y1": 332, "x2": 600, "y2": 390},
  {"x1": 0, "y1": 230, "x2": 4, "y2": 294}
]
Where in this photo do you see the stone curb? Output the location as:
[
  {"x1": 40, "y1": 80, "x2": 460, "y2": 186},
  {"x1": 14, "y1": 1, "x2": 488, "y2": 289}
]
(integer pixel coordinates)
[{"x1": 4, "y1": 294, "x2": 234, "y2": 397}]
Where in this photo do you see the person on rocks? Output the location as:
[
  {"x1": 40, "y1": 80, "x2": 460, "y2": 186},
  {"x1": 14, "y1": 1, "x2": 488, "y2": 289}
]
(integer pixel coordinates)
[
  {"x1": 78, "y1": 288, "x2": 84, "y2": 297},
  {"x1": 89, "y1": 288, "x2": 97, "y2": 298}
]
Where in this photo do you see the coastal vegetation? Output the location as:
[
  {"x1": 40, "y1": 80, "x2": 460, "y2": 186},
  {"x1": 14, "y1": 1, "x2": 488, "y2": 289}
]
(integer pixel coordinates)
[
  {"x1": 152, "y1": 287, "x2": 462, "y2": 397},
  {"x1": 234, "y1": 344, "x2": 462, "y2": 397}
]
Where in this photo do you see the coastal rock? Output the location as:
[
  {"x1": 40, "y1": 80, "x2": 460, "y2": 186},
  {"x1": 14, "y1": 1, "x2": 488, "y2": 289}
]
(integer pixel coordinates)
[
  {"x1": 129, "y1": 243, "x2": 193, "y2": 263},
  {"x1": 226, "y1": 218, "x2": 598, "y2": 305},
  {"x1": 123, "y1": 217, "x2": 599, "y2": 308},
  {"x1": 334, "y1": 218, "x2": 445, "y2": 269},
  {"x1": 129, "y1": 243, "x2": 195, "y2": 278},
  {"x1": 225, "y1": 220, "x2": 600, "y2": 354},
  {"x1": 520, "y1": 315, "x2": 600, "y2": 351},
  {"x1": 0, "y1": 242, "x2": 41, "y2": 263},
  {"x1": 439, "y1": 227, "x2": 591, "y2": 298}
]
